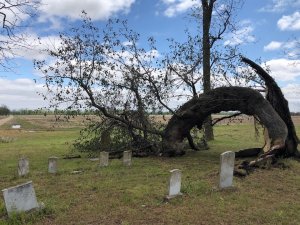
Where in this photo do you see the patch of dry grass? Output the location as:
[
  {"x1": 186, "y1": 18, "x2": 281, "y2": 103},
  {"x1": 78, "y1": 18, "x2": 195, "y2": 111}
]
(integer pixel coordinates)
[{"x1": 0, "y1": 115, "x2": 98, "y2": 131}]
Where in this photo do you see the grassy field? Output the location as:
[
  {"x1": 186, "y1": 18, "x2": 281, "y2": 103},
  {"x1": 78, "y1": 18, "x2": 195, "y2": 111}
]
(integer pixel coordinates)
[{"x1": 0, "y1": 115, "x2": 300, "y2": 225}]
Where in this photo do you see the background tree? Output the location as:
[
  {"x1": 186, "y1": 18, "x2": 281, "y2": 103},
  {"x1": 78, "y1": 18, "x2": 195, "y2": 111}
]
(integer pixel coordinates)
[
  {"x1": 0, "y1": 0, "x2": 39, "y2": 71},
  {"x1": 0, "y1": 104, "x2": 10, "y2": 115},
  {"x1": 165, "y1": 0, "x2": 258, "y2": 146},
  {"x1": 191, "y1": 0, "x2": 243, "y2": 140}
]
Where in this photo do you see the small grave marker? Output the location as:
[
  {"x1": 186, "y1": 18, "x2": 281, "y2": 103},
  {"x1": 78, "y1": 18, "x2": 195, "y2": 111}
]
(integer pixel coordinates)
[
  {"x1": 166, "y1": 169, "x2": 182, "y2": 199},
  {"x1": 99, "y1": 151, "x2": 109, "y2": 167},
  {"x1": 2, "y1": 181, "x2": 39, "y2": 216},
  {"x1": 11, "y1": 124, "x2": 21, "y2": 129},
  {"x1": 18, "y1": 157, "x2": 29, "y2": 176},
  {"x1": 48, "y1": 156, "x2": 58, "y2": 173},
  {"x1": 219, "y1": 151, "x2": 235, "y2": 189},
  {"x1": 123, "y1": 151, "x2": 132, "y2": 166}
]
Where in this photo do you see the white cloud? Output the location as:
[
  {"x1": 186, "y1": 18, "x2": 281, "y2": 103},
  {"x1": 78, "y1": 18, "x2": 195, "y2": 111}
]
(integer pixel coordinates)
[
  {"x1": 161, "y1": 0, "x2": 199, "y2": 17},
  {"x1": 265, "y1": 58, "x2": 300, "y2": 81},
  {"x1": 260, "y1": 0, "x2": 300, "y2": 13},
  {"x1": 122, "y1": 41, "x2": 134, "y2": 46},
  {"x1": 282, "y1": 84, "x2": 300, "y2": 112},
  {"x1": 263, "y1": 40, "x2": 300, "y2": 58},
  {"x1": 0, "y1": 78, "x2": 48, "y2": 110},
  {"x1": 38, "y1": 0, "x2": 135, "y2": 24},
  {"x1": 224, "y1": 20, "x2": 255, "y2": 46},
  {"x1": 264, "y1": 41, "x2": 283, "y2": 51},
  {"x1": 162, "y1": 0, "x2": 177, "y2": 3},
  {"x1": 0, "y1": 33, "x2": 61, "y2": 61},
  {"x1": 20, "y1": 35, "x2": 61, "y2": 61},
  {"x1": 277, "y1": 12, "x2": 300, "y2": 31}
]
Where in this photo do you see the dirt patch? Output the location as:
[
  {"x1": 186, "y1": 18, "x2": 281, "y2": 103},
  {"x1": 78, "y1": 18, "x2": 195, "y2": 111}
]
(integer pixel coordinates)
[
  {"x1": 0, "y1": 115, "x2": 13, "y2": 126},
  {"x1": 292, "y1": 116, "x2": 300, "y2": 125}
]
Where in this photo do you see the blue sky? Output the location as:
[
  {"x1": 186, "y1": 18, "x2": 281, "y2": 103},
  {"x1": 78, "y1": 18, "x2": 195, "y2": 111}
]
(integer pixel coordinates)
[{"x1": 0, "y1": 0, "x2": 300, "y2": 111}]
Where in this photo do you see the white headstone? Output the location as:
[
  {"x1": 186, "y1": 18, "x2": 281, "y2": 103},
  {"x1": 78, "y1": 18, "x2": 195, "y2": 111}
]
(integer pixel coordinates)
[
  {"x1": 18, "y1": 157, "x2": 29, "y2": 176},
  {"x1": 48, "y1": 156, "x2": 58, "y2": 173},
  {"x1": 11, "y1": 124, "x2": 21, "y2": 129},
  {"x1": 219, "y1": 151, "x2": 235, "y2": 189},
  {"x1": 2, "y1": 181, "x2": 39, "y2": 216},
  {"x1": 99, "y1": 151, "x2": 109, "y2": 167},
  {"x1": 167, "y1": 169, "x2": 182, "y2": 198},
  {"x1": 123, "y1": 151, "x2": 132, "y2": 166}
]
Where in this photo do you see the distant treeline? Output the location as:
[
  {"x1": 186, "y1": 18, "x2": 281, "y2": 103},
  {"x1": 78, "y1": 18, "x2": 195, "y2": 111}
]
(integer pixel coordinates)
[
  {"x1": 0, "y1": 105, "x2": 98, "y2": 116},
  {"x1": 11, "y1": 110, "x2": 171, "y2": 116},
  {"x1": 2, "y1": 106, "x2": 170, "y2": 116},
  {"x1": 291, "y1": 112, "x2": 300, "y2": 116},
  {"x1": 10, "y1": 109, "x2": 98, "y2": 116},
  {"x1": 1, "y1": 104, "x2": 300, "y2": 116},
  {"x1": 0, "y1": 105, "x2": 10, "y2": 116}
]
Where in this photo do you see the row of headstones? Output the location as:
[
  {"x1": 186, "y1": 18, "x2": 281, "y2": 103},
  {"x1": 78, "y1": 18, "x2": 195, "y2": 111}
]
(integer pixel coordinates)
[
  {"x1": 18, "y1": 156, "x2": 59, "y2": 176},
  {"x1": 167, "y1": 151, "x2": 235, "y2": 198},
  {"x1": 2, "y1": 151, "x2": 235, "y2": 217},
  {"x1": 99, "y1": 150, "x2": 132, "y2": 167},
  {"x1": 3, "y1": 150, "x2": 133, "y2": 217},
  {"x1": 17, "y1": 150, "x2": 133, "y2": 177}
]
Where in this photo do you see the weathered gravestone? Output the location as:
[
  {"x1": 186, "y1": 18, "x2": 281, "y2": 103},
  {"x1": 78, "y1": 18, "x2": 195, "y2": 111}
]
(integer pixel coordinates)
[
  {"x1": 48, "y1": 156, "x2": 58, "y2": 173},
  {"x1": 18, "y1": 157, "x2": 29, "y2": 176},
  {"x1": 99, "y1": 151, "x2": 109, "y2": 167},
  {"x1": 123, "y1": 151, "x2": 132, "y2": 166},
  {"x1": 166, "y1": 169, "x2": 182, "y2": 199},
  {"x1": 2, "y1": 181, "x2": 39, "y2": 216},
  {"x1": 219, "y1": 151, "x2": 235, "y2": 189}
]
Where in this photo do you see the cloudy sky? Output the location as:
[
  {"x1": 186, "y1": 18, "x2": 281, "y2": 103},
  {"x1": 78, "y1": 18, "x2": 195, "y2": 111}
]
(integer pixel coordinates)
[{"x1": 0, "y1": 0, "x2": 300, "y2": 111}]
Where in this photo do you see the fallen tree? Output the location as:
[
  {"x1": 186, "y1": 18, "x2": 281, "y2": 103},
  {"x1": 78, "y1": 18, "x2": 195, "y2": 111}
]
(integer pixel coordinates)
[
  {"x1": 162, "y1": 57, "x2": 299, "y2": 171},
  {"x1": 37, "y1": 14, "x2": 298, "y2": 162},
  {"x1": 162, "y1": 86, "x2": 288, "y2": 156}
]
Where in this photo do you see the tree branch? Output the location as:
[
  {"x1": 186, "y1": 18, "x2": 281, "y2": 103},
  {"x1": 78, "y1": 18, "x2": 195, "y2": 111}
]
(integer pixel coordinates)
[{"x1": 211, "y1": 112, "x2": 242, "y2": 126}]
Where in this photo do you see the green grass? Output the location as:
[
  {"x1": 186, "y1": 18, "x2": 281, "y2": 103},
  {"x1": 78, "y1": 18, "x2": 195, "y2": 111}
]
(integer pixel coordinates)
[{"x1": 0, "y1": 116, "x2": 300, "y2": 224}]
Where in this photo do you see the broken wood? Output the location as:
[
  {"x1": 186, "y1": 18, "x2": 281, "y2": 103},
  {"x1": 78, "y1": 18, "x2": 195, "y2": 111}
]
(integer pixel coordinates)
[
  {"x1": 241, "y1": 56, "x2": 299, "y2": 157},
  {"x1": 235, "y1": 148, "x2": 262, "y2": 158}
]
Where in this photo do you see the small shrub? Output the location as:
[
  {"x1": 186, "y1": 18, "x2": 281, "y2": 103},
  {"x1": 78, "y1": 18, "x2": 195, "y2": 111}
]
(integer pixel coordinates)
[{"x1": 0, "y1": 137, "x2": 16, "y2": 143}]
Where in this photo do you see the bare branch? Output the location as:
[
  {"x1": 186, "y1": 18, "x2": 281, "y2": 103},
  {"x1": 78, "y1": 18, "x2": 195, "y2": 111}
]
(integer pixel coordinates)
[{"x1": 211, "y1": 112, "x2": 242, "y2": 126}]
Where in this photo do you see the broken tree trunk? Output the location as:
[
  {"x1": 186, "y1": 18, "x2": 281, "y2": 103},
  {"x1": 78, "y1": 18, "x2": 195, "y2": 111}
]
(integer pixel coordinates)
[
  {"x1": 241, "y1": 57, "x2": 299, "y2": 157},
  {"x1": 162, "y1": 86, "x2": 288, "y2": 156}
]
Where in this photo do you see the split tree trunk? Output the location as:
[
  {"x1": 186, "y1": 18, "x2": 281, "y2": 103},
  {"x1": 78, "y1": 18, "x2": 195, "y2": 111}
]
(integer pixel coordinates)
[
  {"x1": 162, "y1": 86, "x2": 288, "y2": 156},
  {"x1": 241, "y1": 57, "x2": 299, "y2": 157}
]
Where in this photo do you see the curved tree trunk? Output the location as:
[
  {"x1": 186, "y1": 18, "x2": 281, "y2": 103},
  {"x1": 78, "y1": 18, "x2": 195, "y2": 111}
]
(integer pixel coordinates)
[
  {"x1": 241, "y1": 57, "x2": 299, "y2": 157},
  {"x1": 162, "y1": 87, "x2": 288, "y2": 156}
]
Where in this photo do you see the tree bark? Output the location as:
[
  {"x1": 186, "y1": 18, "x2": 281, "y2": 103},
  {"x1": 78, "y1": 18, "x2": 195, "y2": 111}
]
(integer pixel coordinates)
[
  {"x1": 162, "y1": 86, "x2": 288, "y2": 156},
  {"x1": 241, "y1": 57, "x2": 299, "y2": 157},
  {"x1": 201, "y1": 0, "x2": 215, "y2": 141}
]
